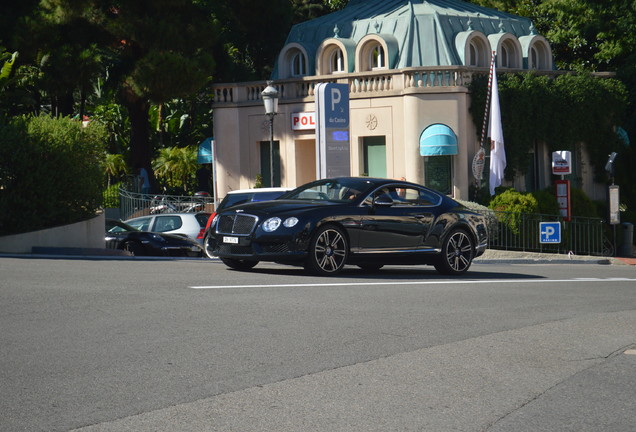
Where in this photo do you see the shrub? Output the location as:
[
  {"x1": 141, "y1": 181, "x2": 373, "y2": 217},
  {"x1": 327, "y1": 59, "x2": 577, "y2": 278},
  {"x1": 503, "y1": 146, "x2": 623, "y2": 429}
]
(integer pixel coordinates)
[
  {"x1": 570, "y1": 187, "x2": 598, "y2": 218},
  {"x1": 531, "y1": 188, "x2": 560, "y2": 215},
  {"x1": 0, "y1": 115, "x2": 107, "y2": 235},
  {"x1": 488, "y1": 189, "x2": 539, "y2": 234},
  {"x1": 103, "y1": 182, "x2": 122, "y2": 208}
]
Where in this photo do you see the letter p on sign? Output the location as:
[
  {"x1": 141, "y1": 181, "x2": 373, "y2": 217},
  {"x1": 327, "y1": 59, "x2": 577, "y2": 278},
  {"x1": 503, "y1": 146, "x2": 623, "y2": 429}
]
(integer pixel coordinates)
[{"x1": 330, "y1": 88, "x2": 341, "y2": 111}]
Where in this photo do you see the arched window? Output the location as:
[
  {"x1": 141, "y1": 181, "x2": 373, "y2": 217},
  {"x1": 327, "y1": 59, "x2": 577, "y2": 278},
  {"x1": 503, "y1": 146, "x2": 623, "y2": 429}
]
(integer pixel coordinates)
[
  {"x1": 501, "y1": 44, "x2": 510, "y2": 68},
  {"x1": 370, "y1": 44, "x2": 386, "y2": 69},
  {"x1": 530, "y1": 47, "x2": 539, "y2": 70},
  {"x1": 494, "y1": 36, "x2": 522, "y2": 69},
  {"x1": 291, "y1": 51, "x2": 306, "y2": 77},
  {"x1": 469, "y1": 41, "x2": 479, "y2": 66},
  {"x1": 330, "y1": 48, "x2": 345, "y2": 73},
  {"x1": 356, "y1": 36, "x2": 394, "y2": 72},
  {"x1": 529, "y1": 41, "x2": 551, "y2": 70},
  {"x1": 463, "y1": 34, "x2": 489, "y2": 67}
]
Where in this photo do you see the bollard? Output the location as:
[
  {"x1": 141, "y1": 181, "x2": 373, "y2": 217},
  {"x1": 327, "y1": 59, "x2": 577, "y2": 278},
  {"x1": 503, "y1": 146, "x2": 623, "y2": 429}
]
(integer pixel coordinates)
[{"x1": 619, "y1": 222, "x2": 633, "y2": 257}]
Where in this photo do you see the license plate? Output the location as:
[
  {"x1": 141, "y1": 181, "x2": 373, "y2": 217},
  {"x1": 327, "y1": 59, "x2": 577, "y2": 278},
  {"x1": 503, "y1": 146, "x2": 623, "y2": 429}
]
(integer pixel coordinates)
[{"x1": 223, "y1": 236, "x2": 239, "y2": 244}]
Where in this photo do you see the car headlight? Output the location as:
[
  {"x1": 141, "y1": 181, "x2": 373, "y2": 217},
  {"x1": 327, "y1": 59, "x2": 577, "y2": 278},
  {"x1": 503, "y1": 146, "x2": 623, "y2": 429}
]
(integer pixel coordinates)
[
  {"x1": 283, "y1": 217, "x2": 299, "y2": 228},
  {"x1": 262, "y1": 217, "x2": 281, "y2": 232}
]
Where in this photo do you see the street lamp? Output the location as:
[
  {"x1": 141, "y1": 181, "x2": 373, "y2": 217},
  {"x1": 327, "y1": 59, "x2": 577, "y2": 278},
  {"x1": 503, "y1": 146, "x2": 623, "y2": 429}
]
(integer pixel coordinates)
[{"x1": 261, "y1": 81, "x2": 279, "y2": 187}]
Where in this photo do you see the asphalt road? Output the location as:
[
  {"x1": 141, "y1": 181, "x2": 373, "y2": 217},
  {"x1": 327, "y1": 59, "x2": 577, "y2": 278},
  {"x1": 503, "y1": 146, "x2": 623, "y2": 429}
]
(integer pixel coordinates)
[{"x1": 1, "y1": 257, "x2": 635, "y2": 432}]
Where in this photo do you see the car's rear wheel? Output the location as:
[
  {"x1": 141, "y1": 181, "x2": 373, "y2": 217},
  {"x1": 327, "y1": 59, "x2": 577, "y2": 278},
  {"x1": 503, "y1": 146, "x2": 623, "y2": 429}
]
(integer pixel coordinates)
[
  {"x1": 123, "y1": 241, "x2": 143, "y2": 256},
  {"x1": 434, "y1": 229, "x2": 474, "y2": 275},
  {"x1": 221, "y1": 257, "x2": 258, "y2": 271},
  {"x1": 203, "y1": 233, "x2": 216, "y2": 259},
  {"x1": 305, "y1": 225, "x2": 348, "y2": 275}
]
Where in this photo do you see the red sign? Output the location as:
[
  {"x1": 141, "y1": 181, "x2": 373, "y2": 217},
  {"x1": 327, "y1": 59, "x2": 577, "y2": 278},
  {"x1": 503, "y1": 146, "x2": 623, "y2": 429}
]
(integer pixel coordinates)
[
  {"x1": 291, "y1": 112, "x2": 316, "y2": 130},
  {"x1": 555, "y1": 179, "x2": 571, "y2": 221}
]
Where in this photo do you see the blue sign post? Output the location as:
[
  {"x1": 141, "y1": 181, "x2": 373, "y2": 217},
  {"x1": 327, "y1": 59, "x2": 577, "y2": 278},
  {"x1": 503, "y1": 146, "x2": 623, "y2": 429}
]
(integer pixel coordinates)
[
  {"x1": 539, "y1": 222, "x2": 561, "y2": 244},
  {"x1": 315, "y1": 83, "x2": 350, "y2": 179}
]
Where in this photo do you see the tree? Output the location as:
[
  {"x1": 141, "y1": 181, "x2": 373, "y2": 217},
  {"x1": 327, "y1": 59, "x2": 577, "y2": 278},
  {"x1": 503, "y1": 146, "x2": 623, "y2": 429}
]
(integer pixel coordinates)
[
  {"x1": 0, "y1": 50, "x2": 18, "y2": 91},
  {"x1": 207, "y1": 0, "x2": 293, "y2": 82},
  {"x1": 104, "y1": 153, "x2": 129, "y2": 188},
  {"x1": 153, "y1": 146, "x2": 198, "y2": 193},
  {"x1": 90, "y1": 0, "x2": 218, "y2": 190},
  {"x1": 469, "y1": 0, "x2": 636, "y2": 73}
]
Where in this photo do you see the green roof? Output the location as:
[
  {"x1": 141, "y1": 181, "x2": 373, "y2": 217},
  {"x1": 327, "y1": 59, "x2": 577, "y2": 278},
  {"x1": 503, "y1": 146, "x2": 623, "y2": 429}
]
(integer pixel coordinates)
[{"x1": 273, "y1": 0, "x2": 536, "y2": 77}]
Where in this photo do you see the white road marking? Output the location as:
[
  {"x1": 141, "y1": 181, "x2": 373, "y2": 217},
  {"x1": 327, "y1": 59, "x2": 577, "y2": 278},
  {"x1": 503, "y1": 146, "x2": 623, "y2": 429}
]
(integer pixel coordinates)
[{"x1": 189, "y1": 278, "x2": 636, "y2": 290}]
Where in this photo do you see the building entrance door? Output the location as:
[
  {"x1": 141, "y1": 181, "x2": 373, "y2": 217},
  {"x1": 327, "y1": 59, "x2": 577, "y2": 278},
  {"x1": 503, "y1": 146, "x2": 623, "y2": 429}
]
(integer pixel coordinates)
[
  {"x1": 363, "y1": 136, "x2": 386, "y2": 178},
  {"x1": 295, "y1": 139, "x2": 316, "y2": 186}
]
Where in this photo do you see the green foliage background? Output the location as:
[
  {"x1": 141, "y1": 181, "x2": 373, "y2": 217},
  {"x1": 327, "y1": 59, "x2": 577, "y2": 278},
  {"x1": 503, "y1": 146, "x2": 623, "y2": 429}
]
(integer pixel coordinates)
[
  {"x1": 0, "y1": 115, "x2": 107, "y2": 235},
  {"x1": 470, "y1": 72, "x2": 627, "y2": 182}
]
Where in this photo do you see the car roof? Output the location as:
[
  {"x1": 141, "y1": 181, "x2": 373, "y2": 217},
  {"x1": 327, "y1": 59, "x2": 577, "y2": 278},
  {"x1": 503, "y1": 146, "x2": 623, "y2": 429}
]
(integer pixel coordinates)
[
  {"x1": 226, "y1": 187, "x2": 293, "y2": 194},
  {"x1": 128, "y1": 212, "x2": 210, "y2": 218}
]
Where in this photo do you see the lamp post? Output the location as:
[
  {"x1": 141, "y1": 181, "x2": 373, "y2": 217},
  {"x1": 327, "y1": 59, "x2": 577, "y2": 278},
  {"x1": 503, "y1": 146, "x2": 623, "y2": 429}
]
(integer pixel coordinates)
[{"x1": 261, "y1": 81, "x2": 279, "y2": 187}]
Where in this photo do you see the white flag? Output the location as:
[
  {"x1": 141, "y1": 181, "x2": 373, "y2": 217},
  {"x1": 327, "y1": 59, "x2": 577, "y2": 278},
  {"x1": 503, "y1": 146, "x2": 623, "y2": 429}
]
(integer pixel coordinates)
[{"x1": 488, "y1": 59, "x2": 506, "y2": 196}]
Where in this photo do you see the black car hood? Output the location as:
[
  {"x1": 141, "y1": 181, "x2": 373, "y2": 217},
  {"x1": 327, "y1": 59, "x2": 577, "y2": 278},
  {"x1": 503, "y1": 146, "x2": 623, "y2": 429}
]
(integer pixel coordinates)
[{"x1": 223, "y1": 199, "x2": 339, "y2": 217}]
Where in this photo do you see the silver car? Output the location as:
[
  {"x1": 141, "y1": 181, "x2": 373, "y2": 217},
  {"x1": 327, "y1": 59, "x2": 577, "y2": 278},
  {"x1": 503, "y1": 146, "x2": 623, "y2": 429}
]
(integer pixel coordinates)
[{"x1": 124, "y1": 213, "x2": 210, "y2": 246}]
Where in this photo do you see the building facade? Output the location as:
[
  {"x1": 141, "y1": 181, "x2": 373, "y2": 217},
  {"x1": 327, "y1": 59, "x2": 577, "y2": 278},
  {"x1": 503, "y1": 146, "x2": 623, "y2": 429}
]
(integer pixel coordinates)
[{"x1": 211, "y1": 0, "x2": 558, "y2": 200}]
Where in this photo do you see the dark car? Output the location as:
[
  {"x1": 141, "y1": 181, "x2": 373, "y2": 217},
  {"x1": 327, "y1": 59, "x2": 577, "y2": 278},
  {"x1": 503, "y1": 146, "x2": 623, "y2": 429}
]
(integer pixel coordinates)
[
  {"x1": 202, "y1": 187, "x2": 292, "y2": 258},
  {"x1": 105, "y1": 219, "x2": 203, "y2": 257},
  {"x1": 207, "y1": 177, "x2": 488, "y2": 275}
]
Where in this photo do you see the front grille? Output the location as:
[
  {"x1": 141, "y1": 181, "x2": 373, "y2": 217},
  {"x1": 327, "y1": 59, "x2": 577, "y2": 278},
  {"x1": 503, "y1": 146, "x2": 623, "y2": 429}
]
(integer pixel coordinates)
[{"x1": 217, "y1": 214, "x2": 258, "y2": 235}]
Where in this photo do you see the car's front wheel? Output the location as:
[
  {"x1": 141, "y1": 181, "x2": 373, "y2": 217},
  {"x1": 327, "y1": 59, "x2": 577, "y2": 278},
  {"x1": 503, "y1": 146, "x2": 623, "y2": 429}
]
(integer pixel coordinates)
[
  {"x1": 434, "y1": 229, "x2": 474, "y2": 275},
  {"x1": 221, "y1": 258, "x2": 258, "y2": 271},
  {"x1": 305, "y1": 225, "x2": 348, "y2": 275}
]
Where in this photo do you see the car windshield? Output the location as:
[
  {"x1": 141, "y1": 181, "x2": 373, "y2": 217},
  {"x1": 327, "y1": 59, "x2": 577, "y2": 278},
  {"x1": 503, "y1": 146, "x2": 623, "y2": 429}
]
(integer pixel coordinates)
[
  {"x1": 280, "y1": 178, "x2": 375, "y2": 203},
  {"x1": 219, "y1": 191, "x2": 287, "y2": 210},
  {"x1": 106, "y1": 220, "x2": 139, "y2": 233}
]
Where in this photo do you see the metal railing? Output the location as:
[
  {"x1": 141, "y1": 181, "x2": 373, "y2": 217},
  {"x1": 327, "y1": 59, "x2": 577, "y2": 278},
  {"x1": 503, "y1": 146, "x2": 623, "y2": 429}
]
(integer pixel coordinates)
[
  {"x1": 479, "y1": 210, "x2": 613, "y2": 257},
  {"x1": 117, "y1": 188, "x2": 215, "y2": 221},
  {"x1": 109, "y1": 188, "x2": 613, "y2": 255}
]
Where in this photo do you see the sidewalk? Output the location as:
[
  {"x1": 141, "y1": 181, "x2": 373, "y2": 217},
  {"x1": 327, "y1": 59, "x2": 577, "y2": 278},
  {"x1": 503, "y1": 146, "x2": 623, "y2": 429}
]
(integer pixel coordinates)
[
  {"x1": 476, "y1": 249, "x2": 634, "y2": 265},
  {"x1": 1, "y1": 247, "x2": 634, "y2": 265}
]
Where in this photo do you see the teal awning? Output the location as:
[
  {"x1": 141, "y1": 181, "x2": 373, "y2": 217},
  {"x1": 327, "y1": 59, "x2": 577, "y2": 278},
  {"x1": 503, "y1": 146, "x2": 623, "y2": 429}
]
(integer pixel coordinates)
[
  {"x1": 197, "y1": 137, "x2": 214, "y2": 163},
  {"x1": 419, "y1": 124, "x2": 458, "y2": 156}
]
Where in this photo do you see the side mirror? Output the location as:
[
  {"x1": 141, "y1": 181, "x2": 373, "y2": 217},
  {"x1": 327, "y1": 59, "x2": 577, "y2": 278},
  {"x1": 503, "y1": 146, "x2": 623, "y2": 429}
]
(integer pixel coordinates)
[{"x1": 374, "y1": 194, "x2": 394, "y2": 207}]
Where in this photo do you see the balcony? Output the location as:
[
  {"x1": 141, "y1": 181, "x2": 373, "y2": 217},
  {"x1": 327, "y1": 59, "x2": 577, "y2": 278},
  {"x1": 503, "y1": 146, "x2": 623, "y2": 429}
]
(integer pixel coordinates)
[{"x1": 211, "y1": 65, "x2": 569, "y2": 107}]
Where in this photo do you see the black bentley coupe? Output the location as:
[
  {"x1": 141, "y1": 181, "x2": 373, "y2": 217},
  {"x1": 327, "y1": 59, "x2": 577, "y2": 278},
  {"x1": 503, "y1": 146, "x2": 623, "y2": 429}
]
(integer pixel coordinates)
[{"x1": 208, "y1": 177, "x2": 488, "y2": 275}]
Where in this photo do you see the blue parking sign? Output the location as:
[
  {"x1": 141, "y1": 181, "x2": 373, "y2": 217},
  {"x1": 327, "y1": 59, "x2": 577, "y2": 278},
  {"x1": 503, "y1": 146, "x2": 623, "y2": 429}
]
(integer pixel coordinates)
[{"x1": 540, "y1": 222, "x2": 561, "y2": 243}]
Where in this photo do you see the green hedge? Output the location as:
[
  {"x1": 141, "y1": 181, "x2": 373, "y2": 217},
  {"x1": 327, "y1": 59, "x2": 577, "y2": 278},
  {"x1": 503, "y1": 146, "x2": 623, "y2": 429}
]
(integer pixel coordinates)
[{"x1": 0, "y1": 115, "x2": 107, "y2": 235}]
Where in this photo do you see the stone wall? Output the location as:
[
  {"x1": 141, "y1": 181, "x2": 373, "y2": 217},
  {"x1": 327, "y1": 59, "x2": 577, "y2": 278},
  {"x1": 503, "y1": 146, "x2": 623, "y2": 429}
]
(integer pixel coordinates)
[{"x1": 0, "y1": 213, "x2": 105, "y2": 254}]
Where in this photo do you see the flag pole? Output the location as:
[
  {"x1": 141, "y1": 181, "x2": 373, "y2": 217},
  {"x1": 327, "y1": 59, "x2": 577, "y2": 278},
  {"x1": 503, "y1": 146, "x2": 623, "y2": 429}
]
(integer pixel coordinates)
[
  {"x1": 472, "y1": 52, "x2": 497, "y2": 198},
  {"x1": 480, "y1": 52, "x2": 497, "y2": 149}
]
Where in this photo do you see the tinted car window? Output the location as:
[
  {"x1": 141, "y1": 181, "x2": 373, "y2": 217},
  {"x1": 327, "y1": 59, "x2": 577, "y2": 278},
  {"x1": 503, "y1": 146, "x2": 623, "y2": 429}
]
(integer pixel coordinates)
[
  {"x1": 362, "y1": 186, "x2": 441, "y2": 207},
  {"x1": 195, "y1": 213, "x2": 210, "y2": 226},
  {"x1": 155, "y1": 216, "x2": 182, "y2": 232},
  {"x1": 283, "y1": 178, "x2": 374, "y2": 203},
  {"x1": 219, "y1": 193, "x2": 253, "y2": 209}
]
